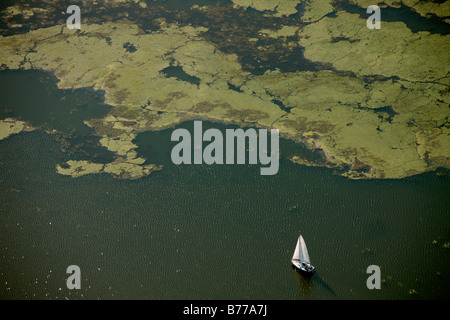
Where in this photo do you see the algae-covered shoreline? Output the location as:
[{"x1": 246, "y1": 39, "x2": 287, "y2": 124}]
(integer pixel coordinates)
[{"x1": 0, "y1": 0, "x2": 448, "y2": 180}]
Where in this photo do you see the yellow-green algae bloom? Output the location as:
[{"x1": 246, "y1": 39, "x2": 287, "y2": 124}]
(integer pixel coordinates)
[
  {"x1": 0, "y1": 2, "x2": 448, "y2": 180},
  {"x1": 0, "y1": 118, "x2": 35, "y2": 140},
  {"x1": 231, "y1": 0, "x2": 300, "y2": 17},
  {"x1": 301, "y1": 0, "x2": 335, "y2": 22}
]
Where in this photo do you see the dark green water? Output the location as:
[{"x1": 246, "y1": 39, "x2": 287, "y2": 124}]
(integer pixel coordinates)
[
  {"x1": 334, "y1": 0, "x2": 450, "y2": 35},
  {"x1": 0, "y1": 71, "x2": 449, "y2": 300},
  {"x1": 0, "y1": 70, "x2": 111, "y2": 135}
]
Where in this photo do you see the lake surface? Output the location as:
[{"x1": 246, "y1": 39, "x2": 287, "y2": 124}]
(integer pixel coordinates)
[{"x1": 0, "y1": 70, "x2": 449, "y2": 300}]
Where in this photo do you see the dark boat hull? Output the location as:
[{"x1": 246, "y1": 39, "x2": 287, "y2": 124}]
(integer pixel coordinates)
[{"x1": 292, "y1": 264, "x2": 315, "y2": 276}]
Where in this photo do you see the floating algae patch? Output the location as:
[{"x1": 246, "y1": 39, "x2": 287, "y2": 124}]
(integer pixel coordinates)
[
  {"x1": 299, "y1": 0, "x2": 336, "y2": 23},
  {"x1": 0, "y1": 0, "x2": 325, "y2": 75},
  {"x1": 242, "y1": 67, "x2": 449, "y2": 179},
  {"x1": 0, "y1": 4, "x2": 448, "y2": 180},
  {"x1": 0, "y1": 0, "x2": 153, "y2": 36},
  {"x1": 56, "y1": 158, "x2": 162, "y2": 179},
  {"x1": 297, "y1": 11, "x2": 450, "y2": 84},
  {"x1": 165, "y1": 3, "x2": 328, "y2": 75},
  {"x1": 0, "y1": 118, "x2": 35, "y2": 140},
  {"x1": 0, "y1": 0, "x2": 230, "y2": 37}
]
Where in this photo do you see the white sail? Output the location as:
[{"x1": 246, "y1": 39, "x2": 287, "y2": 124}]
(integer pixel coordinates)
[
  {"x1": 298, "y1": 235, "x2": 311, "y2": 264},
  {"x1": 292, "y1": 237, "x2": 301, "y2": 261},
  {"x1": 291, "y1": 235, "x2": 310, "y2": 264}
]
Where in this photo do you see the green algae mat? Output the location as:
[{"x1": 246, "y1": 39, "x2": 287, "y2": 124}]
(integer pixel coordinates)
[
  {"x1": 1, "y1": 0, "x2": 448, "y2": 180},
  {"x1": 0, "y1": 0, "x2": 449, "y2": 300}
]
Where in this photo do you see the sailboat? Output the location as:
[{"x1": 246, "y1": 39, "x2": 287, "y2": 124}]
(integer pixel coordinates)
[{"x1": 291, "y1": 234, "x2": 315, "y2": 275}]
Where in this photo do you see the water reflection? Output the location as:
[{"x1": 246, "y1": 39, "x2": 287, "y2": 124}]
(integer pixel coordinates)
[{"x1": 292, "y1": 268, "x2": 336, "y2": 298}]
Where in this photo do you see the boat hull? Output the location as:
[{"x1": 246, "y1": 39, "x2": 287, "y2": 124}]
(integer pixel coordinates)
[{"x1": 292, "y1": 260, "x2": 315, "y2": 275}]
